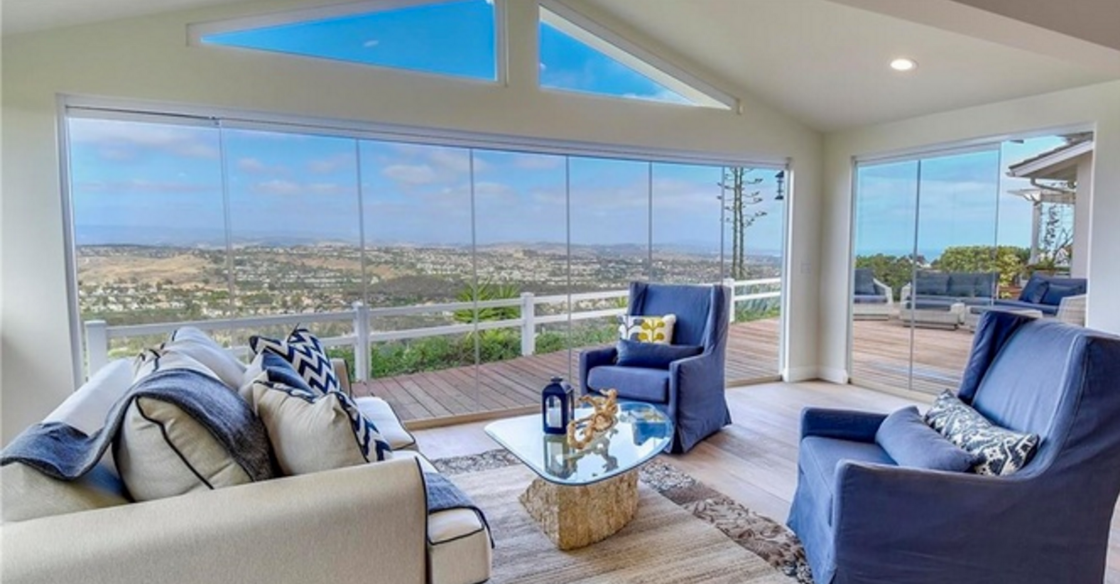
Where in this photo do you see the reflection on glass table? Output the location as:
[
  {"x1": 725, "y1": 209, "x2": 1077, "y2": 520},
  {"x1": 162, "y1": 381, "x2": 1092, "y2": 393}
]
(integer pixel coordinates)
[{"x1": 484, "y1": 401, "x2": 673, "y2": 486}]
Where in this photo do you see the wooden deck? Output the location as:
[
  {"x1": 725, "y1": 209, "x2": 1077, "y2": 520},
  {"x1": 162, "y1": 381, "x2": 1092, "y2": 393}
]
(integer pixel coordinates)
[
  {"x1": 354, "y1": 319, "x2": 781, "y2": 423},
  {"x1": 851, "y1": 318, "x2": 973, "y2": 395},
  {"x1": 352, "y1": 317, "x2": 975, "y2": 423}
]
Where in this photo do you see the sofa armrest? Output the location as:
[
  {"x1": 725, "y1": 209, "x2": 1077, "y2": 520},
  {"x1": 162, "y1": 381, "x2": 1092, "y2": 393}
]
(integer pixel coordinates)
[
  {"x1": 873, "y1": 279, "x2": 893, "y2": 306},
  {"x1": 800, "y1": 407, "x2": 887, "y2": 442},
  {"x1": 332, "y1": 357, "x2": 352, "y2": 397},
  {"x1": 1, "y1": 459, "x2": 428, "y2": 584},
  {"x1": 579, "y1": 346, "x2": 617, "y2": 394}
]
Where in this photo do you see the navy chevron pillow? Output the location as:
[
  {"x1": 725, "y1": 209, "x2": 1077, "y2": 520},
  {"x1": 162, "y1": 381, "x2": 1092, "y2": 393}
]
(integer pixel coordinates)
[{"x1": 249, "y1": 327, "x2": 341, "y2": 396}]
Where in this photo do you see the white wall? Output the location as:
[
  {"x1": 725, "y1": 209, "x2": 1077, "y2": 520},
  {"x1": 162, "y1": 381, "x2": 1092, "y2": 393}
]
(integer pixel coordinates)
[
  {"x1": 819, "y1": 80, "x2": 1120, "y2": 381},
  {"x1": 0, "y1": 0, "x2": 823, "y2": 442}
]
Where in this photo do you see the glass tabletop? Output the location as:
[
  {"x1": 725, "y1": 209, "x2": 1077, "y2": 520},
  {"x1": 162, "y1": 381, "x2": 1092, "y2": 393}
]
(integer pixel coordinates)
[{"x1": 484, "y1": 401, "x2": 674, "y2": 486}]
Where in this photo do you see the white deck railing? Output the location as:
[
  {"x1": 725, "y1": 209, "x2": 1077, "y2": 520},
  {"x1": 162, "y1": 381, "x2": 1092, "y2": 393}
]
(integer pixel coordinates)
[{"x1": 85, "y1": 278, "x2": 780, "y2": 380}]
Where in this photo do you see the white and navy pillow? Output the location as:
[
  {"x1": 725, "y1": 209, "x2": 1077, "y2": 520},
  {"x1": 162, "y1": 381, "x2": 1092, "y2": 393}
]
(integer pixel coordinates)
[
  {"x1": 249, "y1": 326, "x2": 340, "y2": 395},
  {"x1": 924, "y1": 390, "x2": 1040, "y2": 476},
  {"x1": 250, "y1": 375, "x2": 390, "y2": 476}
]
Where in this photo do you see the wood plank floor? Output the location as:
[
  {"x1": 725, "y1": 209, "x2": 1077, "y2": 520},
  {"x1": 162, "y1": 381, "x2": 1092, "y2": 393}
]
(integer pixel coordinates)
[
  {"x1": 415, "y1": 381, "x2": 1120, "y2": 583},
  {"x1": 851, "y1": 319, "x2": 973, "y2": 395},
  {"x1": 353, "y1": 319, "x2": 782, "y2": 423}
]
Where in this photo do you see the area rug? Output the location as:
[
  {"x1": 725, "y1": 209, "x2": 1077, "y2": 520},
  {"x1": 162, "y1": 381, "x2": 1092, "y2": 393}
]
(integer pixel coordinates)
[{"x1": 433, "y1": 450, "x2": 813, "y2": 584}]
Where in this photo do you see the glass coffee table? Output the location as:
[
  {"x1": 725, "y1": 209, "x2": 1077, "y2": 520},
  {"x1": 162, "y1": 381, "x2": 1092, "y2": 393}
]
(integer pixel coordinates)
[{"x1": 484, "y1": 401, "x2": 673, "y2": 550}]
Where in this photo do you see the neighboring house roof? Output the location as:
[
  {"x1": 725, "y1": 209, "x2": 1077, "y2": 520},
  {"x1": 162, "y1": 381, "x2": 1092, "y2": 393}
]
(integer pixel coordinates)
[{"x1": 1007, "y1": 135, "x2": 1094, "y2": 181}]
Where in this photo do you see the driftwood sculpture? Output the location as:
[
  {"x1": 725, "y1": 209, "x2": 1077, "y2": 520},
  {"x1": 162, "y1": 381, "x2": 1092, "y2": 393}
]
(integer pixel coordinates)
[{"x1": 566, "y1": 389, "x2": 619, "y2": 450}]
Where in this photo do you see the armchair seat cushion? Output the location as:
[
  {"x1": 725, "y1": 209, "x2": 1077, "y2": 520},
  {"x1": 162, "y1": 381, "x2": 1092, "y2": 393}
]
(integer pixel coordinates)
[
  {"x1": 800, "y1": 436, "x2": 894, "y2": 518},
  {"x1": 587, "y1": 366, "x2": 670, "y2": 403}
]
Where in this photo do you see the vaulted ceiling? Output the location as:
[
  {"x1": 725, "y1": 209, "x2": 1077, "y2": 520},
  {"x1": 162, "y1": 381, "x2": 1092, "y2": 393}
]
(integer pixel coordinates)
[{"x1": 4, "y1": 0, "x2": 1118, "y2": 131}]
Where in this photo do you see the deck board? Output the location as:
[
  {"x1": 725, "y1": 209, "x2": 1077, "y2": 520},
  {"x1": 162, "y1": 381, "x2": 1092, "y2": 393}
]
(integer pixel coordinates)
[{"x1": 352, "y1": 318, "x2": 975, "y2": 423}]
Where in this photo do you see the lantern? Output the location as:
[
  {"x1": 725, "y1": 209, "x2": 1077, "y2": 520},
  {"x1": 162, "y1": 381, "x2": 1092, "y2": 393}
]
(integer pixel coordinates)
[{"x1": 541, "y1": 376, "x2": 574, "y2": 435}]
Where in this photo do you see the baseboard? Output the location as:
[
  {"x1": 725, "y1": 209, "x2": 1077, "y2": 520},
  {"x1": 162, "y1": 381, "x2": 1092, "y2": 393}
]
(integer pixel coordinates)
[
  {"x1": 782, "y1": 366, "x2": 820, "y2": 383},
  {"x1": 816, "y1": 367, "x2": 849, "y2": 385}
]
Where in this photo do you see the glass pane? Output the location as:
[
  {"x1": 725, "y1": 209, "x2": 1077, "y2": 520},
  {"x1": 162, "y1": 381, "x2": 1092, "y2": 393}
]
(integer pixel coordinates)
[
  {"x1": 568, "y1": 157, "x2": 650, "y2": 378},
  {"x1": 850, "y1": 160, "x2": 919, "y2": 391},
  {"x1": 68, "y1": 117, "x2": 227, "y2": 366},
  {"x1": 223, "y1": 128, "x2": 362, "y2": 319},
  {"x1": 203, "y1": 0, "x2": 497, "y2": 80},
  {"x1": 911, "y1": 150, "x2": 1000, "y2": 394},
  {"x1": 359, "y1": 141, "x2": 477, "y2": 419},
  {"x1": 539, "y1": 13, "x2": 691, "y2": 105},
  {"x1": 472, "y1": 150, "x2": 570, "y2": 401}
]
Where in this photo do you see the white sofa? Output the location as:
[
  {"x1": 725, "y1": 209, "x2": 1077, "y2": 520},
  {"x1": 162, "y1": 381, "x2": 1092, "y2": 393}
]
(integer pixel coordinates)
[{"x1": 1, "y1": 358, "x2": 492, "y2": 584}]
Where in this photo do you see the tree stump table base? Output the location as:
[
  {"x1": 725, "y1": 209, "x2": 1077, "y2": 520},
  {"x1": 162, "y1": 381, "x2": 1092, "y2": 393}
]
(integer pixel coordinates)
[{"x1": 518, "y1": 470, "x2": 639, "y2": 550}]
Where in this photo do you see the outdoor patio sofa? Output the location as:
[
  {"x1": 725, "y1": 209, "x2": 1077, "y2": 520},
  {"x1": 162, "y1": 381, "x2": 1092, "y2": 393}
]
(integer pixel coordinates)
[
  {"x1": 851, "y1": 268, "x2": 894, "y2": 320},
  {"x1": 788, "y1": 313, "x2": 1120, "y2": 583},
  {"x1": 900, "y1": 271, "x2": 998, "y2": 311},
  {"x1": 1, "y1": 332, "x2": 492, "y2": 584},
  {"x1": 993, "y1": 274, "x2": 1087, "y2": 317}
]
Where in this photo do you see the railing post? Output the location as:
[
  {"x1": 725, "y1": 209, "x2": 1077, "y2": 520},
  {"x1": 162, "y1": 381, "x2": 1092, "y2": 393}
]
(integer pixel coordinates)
[
  {"x1": 352, "y1": 302, "x2": 371, "y2": 382},
  {"x1": 520, "y1": 292, "x2": 535, "y2": 357},
  {"x1": 86, "y1": 320, "x2": 109, "y2": 375},
  {"x1": 723, "y1": 278, "x2": 737, "y2": 323}
]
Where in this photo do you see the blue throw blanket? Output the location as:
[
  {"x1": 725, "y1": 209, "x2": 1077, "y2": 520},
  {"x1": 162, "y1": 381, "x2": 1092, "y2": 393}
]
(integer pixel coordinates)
[
  {"x1": 1, "y1": 369, "x2": 274, "y2": 485},
  {"x1": 424, "y1": 472, "x2": 493, "y2": 547}
]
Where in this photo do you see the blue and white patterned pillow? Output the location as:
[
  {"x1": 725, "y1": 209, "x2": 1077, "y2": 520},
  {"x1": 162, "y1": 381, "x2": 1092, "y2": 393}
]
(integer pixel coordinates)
[
  {"x1": 924, "y1": 390, "x2": 1040, "y2": 476},
  {"x1": 249, "y1": 326, "x2": 340, "y2": 395},
  {"x1": 250, "y1": 376, "x2": 391, "y2": 473}
]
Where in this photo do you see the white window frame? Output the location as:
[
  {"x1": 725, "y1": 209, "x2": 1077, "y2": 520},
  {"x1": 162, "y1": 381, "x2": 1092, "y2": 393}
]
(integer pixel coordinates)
[{"x1": 537, "y1": 0, "x2": 736, "y2": 110}]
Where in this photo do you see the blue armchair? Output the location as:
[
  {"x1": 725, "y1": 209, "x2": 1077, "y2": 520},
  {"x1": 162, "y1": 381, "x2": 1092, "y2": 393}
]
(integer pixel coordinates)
[
  {"x1": 788, "y1": 312, "x2": 1120, "y2": 584},
  {"x1": 579, "y1": 282, "x2": 730, "y2": 454}
]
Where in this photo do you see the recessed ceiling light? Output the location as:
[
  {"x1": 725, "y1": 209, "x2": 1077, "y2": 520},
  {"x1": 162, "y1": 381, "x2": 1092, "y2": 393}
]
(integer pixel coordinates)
[{"x1": 890, "y1": 58, "x2": 917, "y2": 72}]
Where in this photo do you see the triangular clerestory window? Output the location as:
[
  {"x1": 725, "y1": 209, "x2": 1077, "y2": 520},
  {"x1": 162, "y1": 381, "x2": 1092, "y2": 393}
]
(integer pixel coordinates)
[{"x1": 196, "y1": 0, "x2": 497, "y2": 81}]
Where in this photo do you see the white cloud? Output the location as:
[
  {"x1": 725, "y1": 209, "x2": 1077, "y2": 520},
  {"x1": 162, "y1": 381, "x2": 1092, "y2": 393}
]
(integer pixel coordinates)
[
  {"x1": 237, "y1": 157, "x2": 267, "y2": 173},
  {"x1": 363, "y1": 39, "x2": 380, "y2": 48},
  {"x1": 383, "y1": 164, "x2": 439, "y2": 185},
  {"x1": 69, "y1": 118, "x2": 219, "y2": 161},
  {"x1": 76, "y1": 178, "x2": 215, "y2": 195},
  {"x1": 252, "y1": 179, "x2": 302, "y2": 196},
  {"x1": 307, "y1": 153, "x2": 353, "y2": 174}
]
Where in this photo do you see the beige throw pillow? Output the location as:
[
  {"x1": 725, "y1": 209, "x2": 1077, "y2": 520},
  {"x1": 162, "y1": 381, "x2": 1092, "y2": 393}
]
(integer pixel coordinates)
[{"x1": 250, "y1": 377, "x2": 391, "y2": 476}]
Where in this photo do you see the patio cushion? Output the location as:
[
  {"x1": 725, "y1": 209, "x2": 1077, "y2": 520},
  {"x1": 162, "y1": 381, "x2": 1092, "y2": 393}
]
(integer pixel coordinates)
[
  {"x1": 1020, "y1": 275, "x2": 1050, "y2": 303},
  {"x1": 906, "y1": 297, "x2": 957, "y2": 310},
  {"x1": 1041, "y1": 283, "x2": 1082, "y2": 306},
  {"x1": 948, "y1": 273, "x2": 996, "y2": 298},
  {"x1": 993, "y1": 299, "x2": 1058, "y2": 315},
  {"x1": 853, "y1": 269, "x2": 878, "y2": 296},
  {"x1": 853, "y1": 294, "x2": 888, "y2": 304},
  {"x1": 915, "y1": 273, "x2": 951, "y2": 296},
  {"x1": 587, "y1": 365, "x2": 670, "y2": 403}
]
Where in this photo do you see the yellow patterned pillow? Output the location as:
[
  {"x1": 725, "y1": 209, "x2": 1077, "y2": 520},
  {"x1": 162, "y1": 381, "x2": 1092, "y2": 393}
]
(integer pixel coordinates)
[{"x1": 617, "y1": 314, "x2": 676, "y2": 345}]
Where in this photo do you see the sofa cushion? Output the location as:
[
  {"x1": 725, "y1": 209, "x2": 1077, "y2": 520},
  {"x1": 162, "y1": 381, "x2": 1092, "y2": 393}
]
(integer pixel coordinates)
[
  {"x1": 239, "y1": 350, "x2": 314, "y2": 402},
  {"x1": 250, "y1": 376, "x2": 391, "y2": 476},
  {"x1": 250, "y1": 326, "x2": 341, "y2": 395},
  {"x1": 355, "y1": 396, "x2": 418, "y2": 451},
  {"x1": 587, "y1": 366, "x2": 670, "y2": 403},
  {"x1": 133, "y1": 349, "x2": 221, "y2": 384},
  {"x1": 1019, "y1": 275, "x2": 1049, "y2": 304},
  {"x1": 875, "y1": 406, "x2": 975, "y2": 472},
  {"x1": 1041, "y1": 283, "x2": 1082, "y2": 306},
  {"x1": 924, "y1": 391, "x2": 1040, "y2": 476},
  {"x1": 615, "y1": 339, "x2": 702, "y2": 369},
  {"x1": 116, "y1": 395, "x2": 256, "y2": 501},
  {"x1": 163, "y1": 327, "x2": 246, "y2": 390},
  {"x1": 799, "y1": 436, "x2": 894, "y2": 520},
  {"x1": 853, "y1": 269, "x2": 877, "y2": 296},
  {"x1": 993, "y1": 299, "x2": 1059, "y2": 315},
  {"x1": 915, "y1": 273, "x2": 951, "y2": 296},
  {"x1": 618, "y1": 314, "x2": 677, "y2": 345},
  {"x1": 1, "y1": 463, "x2": 129, "y2": 523},
  {"x1": 44, "y1": 359, "x2": 134, "y2": 437}
]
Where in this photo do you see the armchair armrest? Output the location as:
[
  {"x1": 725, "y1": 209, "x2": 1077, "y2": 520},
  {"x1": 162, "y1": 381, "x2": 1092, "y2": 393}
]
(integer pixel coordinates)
[
  {"x1": 1057, "y1": 294, "x2": 1087, "y2": 326},
  {"x1": 873, "y1": 279, "x2": 894, "y2": 306},
  {"x1": 1, "y1": 459, "x2": 428, "y2": 584},
  {"x1": 579, "y1": 346, "x2": 617, "y2": 394},
  {"x1": 800, "y1": 407, "x2": 887, "y2": 442},
  {"x1": 332, "y1": 357, "x2": 352, "y2": 397},
  {"x1": 832, "y1": 461, "x2": 1056, "y2": 582}
]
